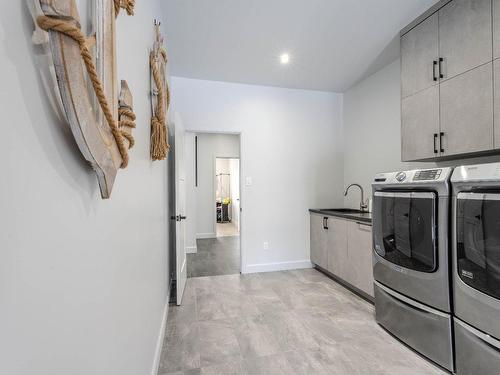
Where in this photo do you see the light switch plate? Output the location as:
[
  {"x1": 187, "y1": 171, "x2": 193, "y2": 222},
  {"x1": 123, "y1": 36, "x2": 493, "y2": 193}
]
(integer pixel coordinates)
[{"x1": 245, "y1": 176, "x2": 252, "y2": 186}]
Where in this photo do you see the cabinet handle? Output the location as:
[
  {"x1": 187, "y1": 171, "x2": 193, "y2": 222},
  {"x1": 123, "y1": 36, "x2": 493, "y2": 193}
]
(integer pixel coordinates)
[
  {"x1": 323, "y1": 217, "x2": 329, "y2": 230},
  {"x1": 439, "y1": 132, "x2": 444, "y2": 153},
  {"x1": 433, "y1": 133, "x2": 438, "y2": 154},
  {"x1": 357, "y1": 222, "x2": 371, "y2": 231},
  {"x1": 432, "y1": 60, "x2": 438, "y2": 81},
  {"x1": 438, "y1": 57, "x2": 444, "y2": 79}
]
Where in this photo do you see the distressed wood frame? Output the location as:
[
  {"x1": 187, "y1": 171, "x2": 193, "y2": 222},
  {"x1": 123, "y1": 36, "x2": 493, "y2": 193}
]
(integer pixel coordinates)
[{"x1": 33, "y1": 0, "x2": 125, "y2": 198}]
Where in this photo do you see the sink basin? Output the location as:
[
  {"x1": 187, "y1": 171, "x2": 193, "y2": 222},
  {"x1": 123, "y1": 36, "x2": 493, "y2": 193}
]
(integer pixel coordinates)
[{"x1": 322, "y1": 208, "x2": 368, "y2": 214}]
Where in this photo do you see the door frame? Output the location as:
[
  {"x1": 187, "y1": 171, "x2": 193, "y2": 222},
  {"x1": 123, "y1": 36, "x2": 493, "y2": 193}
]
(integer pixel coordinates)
[{"x1": 188, "y1": 130, "x2": 244, "y2": 274}]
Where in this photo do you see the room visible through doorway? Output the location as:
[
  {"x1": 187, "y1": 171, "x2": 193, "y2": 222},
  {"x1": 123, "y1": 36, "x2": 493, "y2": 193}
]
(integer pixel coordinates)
[
  {"x1": 216, "y1": 157, "x2": 240, "y2": 238},
  {"x1": 184, "y1": 132, "x2": 241, "y2": 278}
]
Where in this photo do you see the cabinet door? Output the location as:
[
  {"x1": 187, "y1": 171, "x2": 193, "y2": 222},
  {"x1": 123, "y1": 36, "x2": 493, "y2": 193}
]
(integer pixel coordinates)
[
  {"x1": 401, "y1": 13, "x2": 439, "y2": 99},
  {"x1": 494, "y1": 0, "x2": 500, "y2": 59},
  {"x1": 401, "y1": 85, "x2": 440, "y2": 161},
  {"x1": 326, "y1": 217, "x2": 348, "y2": 280},
  {"x1": 310, "y1": 214, "x2": 327, "y2": 269},
  {"x1": 494, "y1": 60, "x2": 500, "y2": 147},
  {"x1": 439, "y1": 0, "x2": 492, "y2": 81},
  {"x1": 440, "y1": 62, "x2": 493, "y2": 156},
  {"x1": 347, "y1": 221, "x2": 374, "y2": 297}
]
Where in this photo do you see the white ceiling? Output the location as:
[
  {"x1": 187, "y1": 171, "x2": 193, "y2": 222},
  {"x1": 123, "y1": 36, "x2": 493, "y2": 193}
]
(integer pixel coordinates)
[{"x1": 162, "y1": 0, "x2": 438, "y2": 92}]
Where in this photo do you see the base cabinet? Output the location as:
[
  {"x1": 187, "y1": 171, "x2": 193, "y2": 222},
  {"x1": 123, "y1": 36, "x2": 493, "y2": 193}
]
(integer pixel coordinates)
[
  {"x1": 310, "y1": 214, "x2": 328, "y2": 269},
  {"x1": 346, "y1": 221, "x2": 374, "y2": 297},
  {"x1": 310, "y1": 213, "x2": 374, "y2": 298},
  {"x1": 326, "y1": 217, "x2": 348, "y2": 281}
]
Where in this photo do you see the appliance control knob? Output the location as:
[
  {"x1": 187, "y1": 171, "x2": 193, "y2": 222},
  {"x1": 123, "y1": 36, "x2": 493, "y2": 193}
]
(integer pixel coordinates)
[{"x1": 395, "y1": 172, "x2": 406, "y2": 182}]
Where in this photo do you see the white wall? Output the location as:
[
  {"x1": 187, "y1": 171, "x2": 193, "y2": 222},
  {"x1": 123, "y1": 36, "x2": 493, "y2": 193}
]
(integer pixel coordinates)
[
  {"x1": 0, "y1": 2, "x2": 170, "y2": 375},
  {"x1": 193, "y1": 133, "x2": 240, "y2": 238},
  {"x1": 172, "y1": 78, "x2": 344, "y2": 273},
  {"x1": 343, "y1": 60, "x2": 409, "y2": 208},
  {"x1": 343, "y1": 58, "x2": 500, "y2": 209}
]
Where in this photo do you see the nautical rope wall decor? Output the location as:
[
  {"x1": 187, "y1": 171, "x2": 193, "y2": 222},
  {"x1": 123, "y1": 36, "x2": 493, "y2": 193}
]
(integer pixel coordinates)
[
  {"x1": 32, "y1": 0, "x2": 136, "y2": 198},
  {"x1": 150, "y1": 21, "x2": 171, "y2": 161},
  {"x1": 37, "y1": 15, "x2": 133, "y2": 167},
  {"x1": 114, "y1": 0, "x2": 135, "y2": 16}
]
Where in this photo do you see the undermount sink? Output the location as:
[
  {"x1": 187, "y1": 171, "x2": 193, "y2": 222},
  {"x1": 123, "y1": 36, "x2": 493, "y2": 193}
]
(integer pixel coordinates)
[{"x1": 322, "y1": 208, "x2": 368, "y2": 214}]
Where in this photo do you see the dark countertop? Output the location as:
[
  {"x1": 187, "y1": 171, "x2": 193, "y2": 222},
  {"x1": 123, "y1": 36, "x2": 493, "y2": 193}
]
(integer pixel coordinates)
[{"x1": 309, "y1": 208, "x2": 372, "y2": 224}]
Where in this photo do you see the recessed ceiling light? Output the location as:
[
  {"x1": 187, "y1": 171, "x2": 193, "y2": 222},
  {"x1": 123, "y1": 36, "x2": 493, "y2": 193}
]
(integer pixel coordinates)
[{"x1": 280, "y1": 53, "x2": 290, "y2": 65}]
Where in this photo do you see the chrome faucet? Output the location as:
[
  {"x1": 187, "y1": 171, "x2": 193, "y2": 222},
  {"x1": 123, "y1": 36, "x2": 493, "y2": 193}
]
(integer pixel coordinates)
[{"x1": 344, "y1": 183, "x2": 368, "y2": 212}]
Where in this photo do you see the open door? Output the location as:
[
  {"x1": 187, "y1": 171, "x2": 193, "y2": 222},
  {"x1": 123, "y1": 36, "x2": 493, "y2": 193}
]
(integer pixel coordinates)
[{"x1": 173, "y1": 112, "x2": 187, "y2": 305}]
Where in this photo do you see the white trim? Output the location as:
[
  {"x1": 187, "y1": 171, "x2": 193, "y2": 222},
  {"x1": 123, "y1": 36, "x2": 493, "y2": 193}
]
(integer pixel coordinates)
[
  {"x1": 242, "y1": 260, "x2": 313, "y2": 274},
  {"x1": 196, "y1": 232, "x2": 216, "y2": 239},
  {"x1": 186, "y1": 246, "x2": 197, "y2": 254},
  {"x1": 150, "y1": 293, "x2": 170, "y2": 375}
]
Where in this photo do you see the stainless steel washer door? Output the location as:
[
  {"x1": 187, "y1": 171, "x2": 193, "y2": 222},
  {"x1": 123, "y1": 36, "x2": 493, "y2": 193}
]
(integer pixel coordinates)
[
  {"x1": 372, "y1": 191, "x2": 451, "y2": 311},
  {"x1": 454, "y1": 192, "x2": 500, "y2": 340}
]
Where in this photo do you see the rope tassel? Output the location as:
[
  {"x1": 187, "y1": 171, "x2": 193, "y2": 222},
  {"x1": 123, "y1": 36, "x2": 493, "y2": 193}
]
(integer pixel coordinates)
[
  {"x1": 114, "y1": 0, "x2": 135, "y2": 16},
  {"x1": 150, "y1": 51, "x2": 170, "y2": 161}
]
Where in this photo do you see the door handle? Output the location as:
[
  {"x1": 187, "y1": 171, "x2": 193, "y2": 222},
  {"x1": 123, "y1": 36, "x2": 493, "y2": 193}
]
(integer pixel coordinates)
[
  {"x1": 171, "y1": 215, "x2": 187, "y2": 221},
  {"x1": 439, "y1": 132, "x2": 444, "y2": 153},
  {"x1": 438, "y1": 57, "x2": 444, "y2": 79},
  {"x1": 433, "y1": 133, "x2": 438, "y2": 154},
  {"x1": 432, "y1": 60, "x2": 438, "y2": 81}
]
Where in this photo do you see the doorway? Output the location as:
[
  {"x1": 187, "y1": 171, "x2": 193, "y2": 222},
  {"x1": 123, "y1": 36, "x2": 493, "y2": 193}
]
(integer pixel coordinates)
[
  {"x1": 184, "y1": 132, "x2": 241, "y2": 278},
  {"x1": 215, "y1": 157, "x2": 240, "y2": 238}
]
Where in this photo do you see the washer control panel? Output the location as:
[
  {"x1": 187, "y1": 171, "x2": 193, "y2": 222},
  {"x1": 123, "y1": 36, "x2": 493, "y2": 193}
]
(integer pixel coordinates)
[
  {"x1": 395, "y1": 172, "x2": 407, "y2": 182},
  {"x1": 413, "y1": 169, "x2": 442, "y2": 181},
  {"x1": 373, "y1": 168, "x2": 451, "y2": 185}
]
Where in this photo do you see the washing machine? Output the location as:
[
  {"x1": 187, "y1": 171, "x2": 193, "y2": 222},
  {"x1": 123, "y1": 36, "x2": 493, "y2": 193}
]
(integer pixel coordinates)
[{"x1": 452, "y1": 163, "x2": 500, "y2": 374}]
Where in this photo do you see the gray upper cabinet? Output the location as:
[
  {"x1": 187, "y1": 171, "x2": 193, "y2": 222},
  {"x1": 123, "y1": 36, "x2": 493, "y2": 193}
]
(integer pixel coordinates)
[
  {"x1": 401, "y1": 13, "x2": 439, "y2": 99},
  {"x1": 440, "y1": 62, "x2": 493, "y2": 155},
  {"x1": 494, "y1": 0, "x2": 500, "y2": 58},
  {"x1": 401, "y1": 0, "x2": 496, "y2": 161},
  {"x1": 402, "y1": 85, "x2": 440, "y2": 161},
  {"x1": 439, "y1": 0, "x2": 492, "y2": 80}
]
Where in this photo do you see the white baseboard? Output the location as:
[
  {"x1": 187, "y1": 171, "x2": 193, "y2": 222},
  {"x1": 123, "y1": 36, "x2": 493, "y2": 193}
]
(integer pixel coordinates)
[
  {"x1": 242, "y1": 260, "x2": 313, "y2": 274},
  {"x1": 196, "y1": 232, "x2": 216, "y2": 239},
  {"x1": 150, "y1": 288, "x2": 170, "y2": 375},
  {"x1": 186, "y1": 246, "x2": 197, "y2": 254}
]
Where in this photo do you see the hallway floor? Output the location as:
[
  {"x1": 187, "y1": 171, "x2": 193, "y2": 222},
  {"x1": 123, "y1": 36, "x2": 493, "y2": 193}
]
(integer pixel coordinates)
[
  {"x1": 216, "y1": 222, "x2": 239, "y2": 237},
  {"x1": 187, "y1": 236, "x2": 240, "y2": 278},
  {"x1": 158, "y1": 269, "x2": 445, "y2": 375}
]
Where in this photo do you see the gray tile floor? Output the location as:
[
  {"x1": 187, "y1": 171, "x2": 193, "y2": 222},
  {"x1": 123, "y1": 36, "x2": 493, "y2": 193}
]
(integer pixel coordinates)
[
  {"x1": 187, "y1": 236, "x2": 240, "y2": 278},
  {"x1": 158, "y1": 269, "x2": 446, "y2": 375}
]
